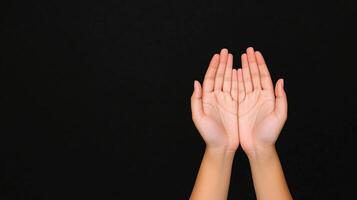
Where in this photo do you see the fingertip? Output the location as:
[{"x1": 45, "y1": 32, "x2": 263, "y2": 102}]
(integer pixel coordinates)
[
  {"x1": 255, "y1": 51, "x2": 266, "y2": 65},
  {"x1": 280, "y1": 79, "x2": 284, "y2": 88},
  {"x1": 228, "y1": 53, "x2": 233, "y2": 63},
  {"x1": 274, "y1": 78, "x2": 288, "y2": 119},
  {"x1": 194, "y1": 80, "x2": 202, "y2": 96},
  {"x1": 237, "y1": 68, "x2": 242, "y2": 73},
  {"x1": 194, "y1": 80, "x2": 201, "y2": 88},
  {"x1": 275, "y1": 79, "x2": 285, "y2": 95},
  {"x1": 232, "y1": 69, "x2": 237, "y2": 78},
  {"x1": 277, "y1": 78, "x2": 284, "y2": 89},
  {"x1": 193, "y1": 80, "x2": 198, "y2": 90},
  {"x1": 221, "y1": 48, "x2": 229, "y2": 55},
  {"x1": 247, "y1": 46, "x2": 254, "y2": 52},
  {"x1": 211, "y1": 54, "x2": 220, "y2": 62}
]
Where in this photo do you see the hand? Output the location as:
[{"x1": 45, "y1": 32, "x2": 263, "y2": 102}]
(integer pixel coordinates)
[
  {"x1": 191, "y1": 48, "x2": 239, "y2": 152},
  {"x1": 237, "y1": 47, "x2": 288, "y2": 156}
]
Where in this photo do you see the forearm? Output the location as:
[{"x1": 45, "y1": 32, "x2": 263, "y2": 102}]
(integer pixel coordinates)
[
  {"x1": 248, "y1": 146, "x2": 292, "y2": 200},
  {"x1": 190, "y1": 147, "x2": 235, "y2": 200}
]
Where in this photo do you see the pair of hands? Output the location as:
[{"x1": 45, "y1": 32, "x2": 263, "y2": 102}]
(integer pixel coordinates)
[{"x1": 191, "y1": 47, "x2": 287, "y2": 156}]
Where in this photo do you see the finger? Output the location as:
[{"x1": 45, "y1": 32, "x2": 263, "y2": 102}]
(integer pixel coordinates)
[
  {"x1": 237, "y1": 68, "x2": 245, "y2": 103},
  {"x1": 214, "y1": 48, "x2": 229, "y2": 91},
  {"x1": 246, "y1": 47, "x2": 262, "y2": 90},
  {"x1": 191, "y1": 80, "x2": 204, "y2": 122},
  {"x1": 274, "y1": 79, "x2": 288, "y2": 121},
  {"x1": 203, "y1": 54, "x2": 220, "y2": 94},
  {"x1": 255, "y1": 51, "x2": 274, "y2": 91},
  {"x1": 231, "y1": 69, "x2": 238, "y2": 101},
  {"x1": 223, "y1": 53, "x2": 233, "y2": 93},
  {"x1": 241, "y1": 53, "x2": 253, "y2": 93}
]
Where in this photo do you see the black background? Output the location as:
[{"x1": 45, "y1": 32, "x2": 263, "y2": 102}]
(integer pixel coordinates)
[{"x1": 1, "y1": 0, "x2": 356, "y2": 199}]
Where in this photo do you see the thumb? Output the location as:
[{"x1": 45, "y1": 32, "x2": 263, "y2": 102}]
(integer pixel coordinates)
[
  {"x1": 191, "y1": 80, "x2": 204, "y2": 121},
  {"x1": 274, "y1": 78, "x2": 288, "y2": 120}
]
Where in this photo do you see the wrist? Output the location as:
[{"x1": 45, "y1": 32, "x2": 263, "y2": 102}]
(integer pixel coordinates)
[
  {"x1": 245, "y1": 145, "x2": 277, "y2": 161},
  {"x1": 205, "y1": 146, "x2": 236, "y2": 159},
  {"x1": 203, "y1": 147, "x2": 235, "y2": 170}
]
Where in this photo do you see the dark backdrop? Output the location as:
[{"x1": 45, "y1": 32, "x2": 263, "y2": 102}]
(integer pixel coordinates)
[{"x1": 1, "y1": 0, "x2": 356, "y2": 199}]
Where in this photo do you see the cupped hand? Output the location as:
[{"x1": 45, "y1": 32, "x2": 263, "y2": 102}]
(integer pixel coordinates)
[
  {"x1": 237, "y1": 47, "x2": 288, "y2": 156},
  {"x1": 191, "y1": 49, "x2": 239, "y2": 152}
]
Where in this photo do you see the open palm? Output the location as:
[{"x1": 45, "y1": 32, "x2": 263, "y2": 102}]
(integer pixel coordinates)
[
  {"x1": 191, "y1": 49, "x2": 239, "y2": 152},
  {"x1": 237, "y1": 47, "x2": 288, "y2": 155}
]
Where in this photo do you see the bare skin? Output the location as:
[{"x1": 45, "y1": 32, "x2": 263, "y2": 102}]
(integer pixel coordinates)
[
  {"x1": 190, "y1": 48, "x2": 238, "y2": 200},
  {"x1": 238, "y1": 47, "x2": 287, "y2": 156},
  {"x1": 190, "y1": 47, "x2": 292, "y2": 200},
  {"x1": 191, "y1": 49, "x2": 239, "y2": 153},
  {"x1": 238, "y1": 47, "x2": 292, "y2": 200}
]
